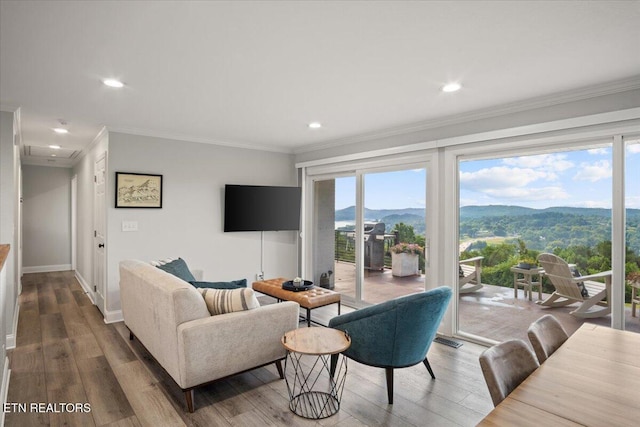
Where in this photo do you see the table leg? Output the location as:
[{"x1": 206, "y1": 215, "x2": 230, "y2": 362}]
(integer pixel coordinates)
[{"x1": 513, "y1": 273, "x2": 518, "y2": 299}]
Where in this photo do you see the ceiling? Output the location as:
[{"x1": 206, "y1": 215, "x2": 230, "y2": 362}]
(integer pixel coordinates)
[{"x1": 1, "y1": 1, "x2": 639, "y2": 167}]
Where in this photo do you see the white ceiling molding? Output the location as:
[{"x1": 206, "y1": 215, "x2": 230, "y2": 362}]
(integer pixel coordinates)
[
  {"x1": 106, "y1": 125, "x2": 293, "y2": 155},
  {"x1": 294, "y1": 76, "x2": 640, "y2": 155},
  {"x1": 295, "y1": 107, "x2": 640, "y2": 169}
]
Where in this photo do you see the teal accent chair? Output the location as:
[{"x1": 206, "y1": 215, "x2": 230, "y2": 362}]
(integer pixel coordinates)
[{"x1": 328, "y1": 286, "x2": 452, "y2": 404}]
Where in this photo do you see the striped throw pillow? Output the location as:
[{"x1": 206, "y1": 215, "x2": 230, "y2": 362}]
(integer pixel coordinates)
[{"x1": 198, "y1": 288, "x2": 260, "y2": 316}]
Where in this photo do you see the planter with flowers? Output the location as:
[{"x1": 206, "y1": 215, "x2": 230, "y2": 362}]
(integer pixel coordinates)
[{"x1": 391, "y1": 243, "x2": 424, "y2": 277}]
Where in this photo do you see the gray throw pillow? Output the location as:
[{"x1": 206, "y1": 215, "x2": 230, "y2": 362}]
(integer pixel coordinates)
[
  {"x1": 156, "y1": 258, "x2": 196, "y2": 283},
  {"x1": 189, "y1": 279, "x2": 247, "y2": 289}
]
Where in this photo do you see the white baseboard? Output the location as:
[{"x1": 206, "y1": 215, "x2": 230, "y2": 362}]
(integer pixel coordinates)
[
  {"x1": 23, "y1": 264, "x2": 72, "y2": 274},
  {"x1": 1, "y1": 357, "x2": 10, "y2": 427},
  {"x1": 6, "y1": 300, "x2": 19, "y2": 350},
  {"x1": 74, "y1": 271, "x2": 96, "y2": 305},
  {"x1": 103, "y1": 309, "x2": 123, "y2": 324}
]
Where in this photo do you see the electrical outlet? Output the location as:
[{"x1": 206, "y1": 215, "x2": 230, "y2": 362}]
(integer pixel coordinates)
[{"x1": 256, "y1": 272, "x2": 264, "y2": 281}]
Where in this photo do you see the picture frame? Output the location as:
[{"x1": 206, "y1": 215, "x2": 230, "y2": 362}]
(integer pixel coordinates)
[{"x1": 115, "y1": 172, "x2": 163, "y2": 208}]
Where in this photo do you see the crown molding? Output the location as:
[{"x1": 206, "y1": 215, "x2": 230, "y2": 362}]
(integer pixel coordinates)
[
  {"x1": 106, "y1": 125, "x2": 293, "y2": 154},
  {"x1": 0, "y1": 103, "x2": 19, "y2": 113},
  {"x1": 295, "y1": 76, "x2": 640, "y2": 155}
]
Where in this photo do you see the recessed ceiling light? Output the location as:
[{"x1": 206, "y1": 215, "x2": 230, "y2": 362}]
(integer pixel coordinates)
[
  {"x1": 53, "y1": 128, "x2": 68, "y2": 134},
  {"x1": 49, "y1": 145, "x2": 61, "y2": 149},
  {"x1": 308, "y1": 122, "x2": 322, "y2": 129},
  {"x1": 103, "y1": 78, "x2": 124, "y2": 88},
  {"x1": 442, "y1": 82, "x2": 462, "y2": 93},
  {"x1": 51, "y1": 154, "x2": 57, "y2": 157}
]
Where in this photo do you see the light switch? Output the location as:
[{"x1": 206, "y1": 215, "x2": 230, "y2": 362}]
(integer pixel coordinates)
[{"x1": 122, "y1": 220, "x2": 138, "y2": 232}]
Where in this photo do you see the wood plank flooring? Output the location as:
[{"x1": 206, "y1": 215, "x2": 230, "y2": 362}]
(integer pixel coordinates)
[{"x1": 6, "y1": 272, "x2": 493, "y2": 426}]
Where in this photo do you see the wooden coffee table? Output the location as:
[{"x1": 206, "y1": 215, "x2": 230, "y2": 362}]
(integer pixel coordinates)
[{"x1": 252, "y1": 278, "x2": 341, "y2": 327}]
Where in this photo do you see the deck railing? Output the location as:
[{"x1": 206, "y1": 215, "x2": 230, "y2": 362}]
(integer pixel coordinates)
[{"x1": 334, "y1": 229, "x2": 398, "y2": 269}]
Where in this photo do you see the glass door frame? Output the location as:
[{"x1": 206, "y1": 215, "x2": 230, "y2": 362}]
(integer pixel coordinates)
[
  {"x1": 301, "y1": 153, "x2": 437, "y2": 308},
  {"x1": 445, "y1": 132, "x2": 634, "y2": 343}
]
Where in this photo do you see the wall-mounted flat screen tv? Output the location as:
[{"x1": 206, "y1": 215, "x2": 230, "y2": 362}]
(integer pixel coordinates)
[{"x1": 224, "y1": 184, "x2": 301, "y2": 232}]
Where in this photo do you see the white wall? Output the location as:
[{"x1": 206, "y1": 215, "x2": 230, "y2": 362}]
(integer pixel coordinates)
[
  {"x1": 22, "y1": 165, "x2": 72, "y2": 271},
  {"x1": 105, "y1": 132, "x2": 298, "y2": 317},
  {"x1": 72, "y1": 128, "x2": 108, "y2": 299},
  {"x1": 0, "y1": 111, "x2": 20, "y2": 365}
]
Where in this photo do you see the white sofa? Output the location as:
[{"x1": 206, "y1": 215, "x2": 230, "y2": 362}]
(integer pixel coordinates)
[{"x1": 119, "y1": 259, "x2": 299, "y2": 412}]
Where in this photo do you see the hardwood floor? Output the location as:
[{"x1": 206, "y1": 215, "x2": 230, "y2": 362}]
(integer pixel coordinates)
[{"x1": 6, "y1": 272, "x2": 493, "y2": 426}]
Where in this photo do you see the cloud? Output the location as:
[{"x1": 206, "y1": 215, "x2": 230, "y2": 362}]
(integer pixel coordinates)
[
  {"x1": 587, "y1": 148, "x2": 609, "y2": 155},
  {"x1": 573, "y1": 160, "x2": 612, "y2": 182},
  {"x1": 626, "y1": 195, "x2": 640, "y2": 209},
  {"x1": 502, "y1": 154, "x2": 574, "y2": 175},
  {"x1": 460, "y1": 166, "x2": 548, "y2": 192},
  {"x1": 574, "y1": 199, "x2": 612, "y2": 209},
  {"x1": 481, "y1": 186, "x2": 569, "y2": 201},
  {"x1": 459, "y1": 166, "x2": 572, "y2": 203},
  {"x1": 627, "y1": 143, "x2": 640, "y2": 154}
]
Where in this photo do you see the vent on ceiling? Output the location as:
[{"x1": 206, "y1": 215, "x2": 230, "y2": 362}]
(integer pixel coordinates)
[{"x1": 23, "y1": 145, "x2": 80, "y2": 159}]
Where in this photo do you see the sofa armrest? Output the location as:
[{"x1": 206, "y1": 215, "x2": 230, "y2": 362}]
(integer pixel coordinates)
[{"x1": 176, "y1": 301, "x2": 299, "y2": 389}]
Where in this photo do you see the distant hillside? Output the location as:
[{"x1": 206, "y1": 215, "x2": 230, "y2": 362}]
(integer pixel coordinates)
[
  {"x1": 337, "y1": 205, "x2": 640, "y2": 222},
  {"x1": 335, "y1": 206, "x2": 424, "y2": 221},
  {"x1": 334, "y1": 204, "x2": 640, "y2": 252},
  {"x1": 460, "y1": 205, "x2": 640, "y2": 219}
]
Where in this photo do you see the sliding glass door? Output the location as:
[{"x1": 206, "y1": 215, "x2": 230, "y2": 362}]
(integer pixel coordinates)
[
  {"x1": 458, "y1": 144, "x2": 614, "y2": 342},
  {"x1": 362, "y1": 168, "x2": 427, "y2": 304},
  {"x1": 625, "y1": 136, "x2": 640, "y2": 331},
  {"x1": 309, "y1": 163, "x2": 429, "y2": 307},
  {"x1": 311, "y1": 176, "x2": 356, "y2": 297}
]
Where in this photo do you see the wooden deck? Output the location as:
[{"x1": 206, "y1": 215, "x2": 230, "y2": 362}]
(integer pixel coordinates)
[{"x1": 331, "y1": 261, "x2": 640, "y2": 343}]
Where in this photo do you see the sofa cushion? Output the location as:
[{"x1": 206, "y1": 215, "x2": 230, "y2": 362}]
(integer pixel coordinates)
[
  {"x1": 156, "y1": 258, "x2": 196, "y2": 283},
  {"x1": 198, "y1": 288, "x2": 260, "y2": 315},
  {"x1": 189, "y1": 279, "x2": 247, "y2": 289}
]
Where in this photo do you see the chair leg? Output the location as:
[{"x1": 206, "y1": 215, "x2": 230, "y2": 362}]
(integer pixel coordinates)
[
  {"x1": 184, "y1": 389, "x2": 195, "y2": 413},
  {"x1": 385, "y1": 368, "x2": 394, "y2": 404},
  {"x1": 275, "y1": 359, "x2": 284, "y2": 379},
  {"x1": 535, "y1": 292, "x2": 575, "y2": 308},
  {"x1": 570, "y1": 288, "x2": 610, "y2": 318},
  {"x1": 423, "y1": 357, "x2": 435, "y2": 379}
]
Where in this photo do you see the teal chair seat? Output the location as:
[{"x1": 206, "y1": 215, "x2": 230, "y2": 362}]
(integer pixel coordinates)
[{"x1": 328, "y1": 286, "x2": 452, "y2": 404}]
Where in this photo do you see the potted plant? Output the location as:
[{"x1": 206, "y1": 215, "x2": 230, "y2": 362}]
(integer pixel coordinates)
[
  {"x1": 517, "y1": 256, "x2": 537, "y2": 270},
  {"x1": 516, "y1": 240, "x2": 536, "y2": 269},
  {"x1": 390, "y1": 243, "x2": 424, "y2": 277}
]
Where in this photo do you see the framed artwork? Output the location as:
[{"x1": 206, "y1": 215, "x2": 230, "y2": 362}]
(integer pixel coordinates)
[{"x1": 115, "y1": 172, "x2": 163, "y2": 208}]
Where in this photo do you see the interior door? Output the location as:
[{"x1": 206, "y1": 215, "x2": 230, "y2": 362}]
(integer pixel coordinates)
[{"x1": 93, "y1": 152, "x2": 107, "y2": 314}]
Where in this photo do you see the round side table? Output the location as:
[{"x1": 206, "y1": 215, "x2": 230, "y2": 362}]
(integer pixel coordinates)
[{"x1": 281, "y1": 327, "x2": 351, "y2": 419}]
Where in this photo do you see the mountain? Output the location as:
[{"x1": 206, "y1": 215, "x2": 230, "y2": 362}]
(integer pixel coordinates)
[
  {"x1": 460, "y1": 205, "x2": 640, "y2": 219},
  {"x1": 335, "y1": 206, "x2": 424, "y2": 221},
  {"x1": 337, "y1": 205, "x2": 640, "y2": 222}
]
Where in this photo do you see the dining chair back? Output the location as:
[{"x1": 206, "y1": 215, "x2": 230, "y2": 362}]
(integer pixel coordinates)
[
  {"x1": 479, "y1": 339, "x2": 539, "y2": 407},
  {"x1": 527, "y1": 314, "x2": 569, "y2": 363}
]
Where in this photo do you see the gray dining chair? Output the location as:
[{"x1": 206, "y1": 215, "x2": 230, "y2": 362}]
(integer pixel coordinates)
[
  {"x1": 527, "y1": 314, "x2": 569, "y2": 363},
  {"x1": 479, "y1": 339, "x2": 539, "y2": 407}
]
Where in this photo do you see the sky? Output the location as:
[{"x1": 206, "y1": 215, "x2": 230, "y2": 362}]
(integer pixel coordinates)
[{"x1": 334, "y1": 142, "x2": 640, "y2": 210}]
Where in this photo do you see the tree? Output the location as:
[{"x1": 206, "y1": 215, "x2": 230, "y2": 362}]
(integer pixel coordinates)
[{"x1": 392, "y1": 222, "x2": 416, "y2": 243}]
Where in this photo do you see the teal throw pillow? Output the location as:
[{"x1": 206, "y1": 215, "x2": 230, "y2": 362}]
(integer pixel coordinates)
[
  {"x1": 189, "y1": 279, "x2": 247, "y2": 289},
  {"x1": 157, "y1": 258, "x2": 196, "y2": 283}
]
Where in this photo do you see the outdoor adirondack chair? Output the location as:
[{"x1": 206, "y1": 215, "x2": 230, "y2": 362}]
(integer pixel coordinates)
[
  {"x1": 536, "y1": 253, "x2": 612, "y2": 318},
  {"x1": 459, "y1": 256, "x2": 484, "y2": 294}
]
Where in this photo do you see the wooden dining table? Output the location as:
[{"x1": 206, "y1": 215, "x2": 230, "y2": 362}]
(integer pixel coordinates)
[{"x1": 478, "y1": 323, "x2": 640, "y2": 426}]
